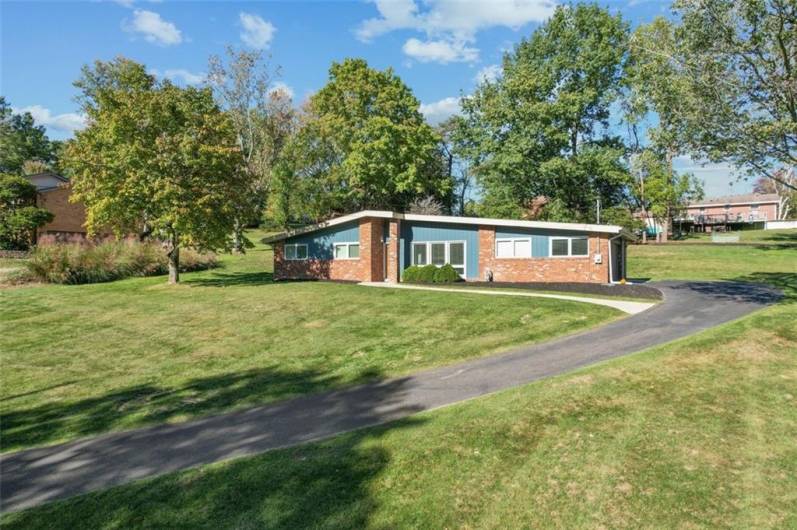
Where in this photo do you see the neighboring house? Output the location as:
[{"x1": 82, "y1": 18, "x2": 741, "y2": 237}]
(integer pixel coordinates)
[
  {"x1": 265, "y1": 211, "x2": 633, "y2": 284},
  {"x1": 681, "y1": 193, "x2": 780, "y2": 223},
  {"x1": 26, "y1": 172, "x2": 88, "y2": 241}
]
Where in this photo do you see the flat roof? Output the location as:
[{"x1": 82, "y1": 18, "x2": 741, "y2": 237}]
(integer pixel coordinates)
[{"x1": 262, "y1": 210, "x2": 630, "y2": 243}]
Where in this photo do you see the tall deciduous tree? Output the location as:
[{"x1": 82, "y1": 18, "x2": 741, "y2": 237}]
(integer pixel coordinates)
[
  {"x1": 0, "y1": 98, "x2": 59, "y2": 175},
  {"x1": 64, "y1": 58, "x2": 243, "y2": 284},
  {"x1": 458, "y1": 4, "x2": 632, "y2": 220},
  {"x1": 207, "y1": 47, "x2": 294, "y2": 252},
  {"x1": 753, "y1": 167, "x2": 796, "y2": 219},
  {"x1": 293, "y1": 58, "x2": 451, "y2": 217},
  {"x1": 669, "y1": 0, "x2": 796, "y2": 190},
  {"x1": 0, "y1": 173, "x2": 54, "y2": 250}
]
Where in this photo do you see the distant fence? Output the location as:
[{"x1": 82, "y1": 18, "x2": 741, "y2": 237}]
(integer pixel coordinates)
[
  {"x1": 765, "y1": 220, "x2": 797, "y2": 230},
  {"x1": 711, "y1": 233, "x2": 740, "y2": 244}
]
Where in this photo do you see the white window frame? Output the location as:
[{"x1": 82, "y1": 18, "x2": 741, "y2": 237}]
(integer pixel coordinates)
[
  {"x1": 333, "y1": 242, "x2": 360, "y2": 260},
  {"x1": 411, "y1": 240, "x2": 467, "y2": 278},
  {"x1": 285, "y1": 243, "x2": 308, "y2": 261},
  {"x1": 495, "y1": 238, "x2": 532, "y2": 259},
  {"x1": 549, "y1": 236, "x2": 590, "y2": 258}
]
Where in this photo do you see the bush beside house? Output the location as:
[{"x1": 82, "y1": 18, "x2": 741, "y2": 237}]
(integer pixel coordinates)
[{"x1": 402, "y1": 263, "x2": 462, "y2": 284}]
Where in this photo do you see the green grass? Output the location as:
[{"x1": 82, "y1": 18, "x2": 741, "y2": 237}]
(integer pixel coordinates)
[
  {"x1": 674, "y1": 227, "x2": 797, "y2": 245},
  {"x1": 0, "y1": 232, "x2": 619, "y2": 453},
  {"x1": 4, "y1": 275, "x2": 794, "y2": 529}
]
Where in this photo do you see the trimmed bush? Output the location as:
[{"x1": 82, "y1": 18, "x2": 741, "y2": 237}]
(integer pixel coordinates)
[
  {"x1": 418, "y1": 264, "x2": 438, "y2": 283},
  {"x1": 24, "y1": 240, "x2": 218, "y2": 284},
  {"x1": 402, "y1": 265, "x2": 421, "y2": 282},
  {"x1": 433, "y1": 263, "x2": 462, "y2": 283}
]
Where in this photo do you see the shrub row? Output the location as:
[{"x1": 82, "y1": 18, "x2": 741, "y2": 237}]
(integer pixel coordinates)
[
  {"x1": 402, "y1": 263, "x2": 462, "y2": 283},
  {"x1": 23, "y1": 240, "x2": 218, "y2": 285}
]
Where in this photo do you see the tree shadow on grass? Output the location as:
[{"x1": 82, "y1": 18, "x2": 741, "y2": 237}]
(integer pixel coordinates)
[
  {"x1": 0, "y1": 365, "x2": 384, "y2": 454},
  {"x1": 730, "y1": 272, "x2": 797, "y2": 303},
  {"x1": 2, "y1": 368, "x2": 423, "y2": 529},
  {"x1": 185, "y1": 271, "x2": 276, "y2": 287},
  {"x1": 3, "y1": 415, "x2": 425, "y2": 529}
]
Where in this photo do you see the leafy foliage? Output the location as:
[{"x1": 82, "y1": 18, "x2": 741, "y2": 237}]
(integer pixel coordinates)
[
  {"x1": 64, "y1": 57, "x2": 244, "y2": 283},
  {"x1": 289, "y1": 59, "x2": 452, "y2": 218},
  {"x1": 457, "y1": 4, "x2": 631, "y2": 220},
  {"x1": 433, "y1": 264, "x2": 462, "y2": 283},
  {"x1": 0, "y1": 98, "x2": 60, "y2": 175},
  {"x1": 0, "y1": 173, "x2": 54, "y2": 250}
]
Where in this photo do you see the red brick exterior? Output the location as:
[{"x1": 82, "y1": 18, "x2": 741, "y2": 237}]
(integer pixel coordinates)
[
  {"x1": 385, "y1": 219, "x2": 401, "y2": 283},
  {"x1": 478, "y1": 226, "x2": 611, "y2": 284},
  {"x1": 36, "y1": 183, "x2": 88, "y2": 239},
  {"x1": 274, "y1": 217, "x2": 385, "y2": 282}
]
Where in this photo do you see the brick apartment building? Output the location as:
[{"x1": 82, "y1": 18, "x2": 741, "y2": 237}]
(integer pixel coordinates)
[{"x1": 27, "y1": 172, "x2": 88, "y2": 242}]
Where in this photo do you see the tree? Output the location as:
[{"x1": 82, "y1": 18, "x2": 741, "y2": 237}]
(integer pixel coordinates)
[
  {"x1": 207, "y1": 47, "x2": 293, "y2": 252},
  {"x1": 630, "y1": 150, "x2": 703, "y2": 241},
  {"x1": 753, "y1": 167, "x2": 796, "y2": 219},
  {"x1": 64, "y1": 58, "x2": 244, "y2": 284},
  {"x1": 0, "y1": 173, "x2": 53, "y2": 250},
  {"x1": 667, "y1": 0, "x2": 797, "y2": 190},
  {"x1": 458, "y1": 4, "x2": 632, "y2": 220},
  {"x1": 0, "y1": 97, "x2": 59, "y2": 174},
  {"x1": 438, "y1": 116, "x2": 473, "y2": 215},
  {"x1": 294, "y1": 58, "x2": 451, "y2": 217}
]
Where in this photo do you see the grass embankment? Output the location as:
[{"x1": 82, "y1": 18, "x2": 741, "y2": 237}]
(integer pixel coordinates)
[
  {"x1": 2, "y1": 231, "x2": 795, "y2": 528},
  {"x1": 0, "y1": 231, "x2": 618, "y2": 453},
  {"x1": 4, "y1": 266, "x2": 795, "y2": 528}
]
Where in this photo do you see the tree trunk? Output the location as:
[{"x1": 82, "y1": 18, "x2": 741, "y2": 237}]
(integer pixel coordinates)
[
  {"x1": 232, "y1": 217, "x2": 245, "y2": 254},
  {"x1": 168, "y1": 233, "x2": 180, "y2": 284}
]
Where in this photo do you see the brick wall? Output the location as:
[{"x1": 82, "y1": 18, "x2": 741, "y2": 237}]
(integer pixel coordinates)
[
  {"x1": 478, "y1": 226, "x2": 611, "y2": 284},
  {"x1": 37, "y1": 184, "x2": 88, "y2": 236},
  {"x1": 386, "y1": 219, "x2": 401, "y2": 283},
  {"x1": 273, "y1": 217, "x2": 384, "y2": 282},
  {"x1": 686, "y1": 202, "x2": 778, "y2": 221}
]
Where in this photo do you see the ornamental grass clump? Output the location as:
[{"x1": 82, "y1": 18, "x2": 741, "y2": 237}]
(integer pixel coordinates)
[{"x1": 24, "y1": 240, "x2": 217, "y2": 285}]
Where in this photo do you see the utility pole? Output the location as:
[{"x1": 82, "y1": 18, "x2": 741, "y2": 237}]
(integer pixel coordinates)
[{"x1": 596, "y1": 198, "x2": 601, "y2": 224}]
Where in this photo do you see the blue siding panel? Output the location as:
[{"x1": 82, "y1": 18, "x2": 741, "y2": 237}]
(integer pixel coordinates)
[
  {"x1": 285, "y1": 221, "x2": 360, "y2": 259},
  {"x1": 496, "y1": 227, "x2": 592, "y2": 258},
  {"x1": 401, "y1": 221, "x2": 480, "y2": 279}
]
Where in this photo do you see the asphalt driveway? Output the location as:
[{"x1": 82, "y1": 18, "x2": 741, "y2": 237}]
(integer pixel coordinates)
[{"x1": 0, "y1": 281, "x2": 780, "y2": 513}]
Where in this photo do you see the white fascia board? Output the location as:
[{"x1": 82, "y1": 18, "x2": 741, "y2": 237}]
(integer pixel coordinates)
[
  {"x1": 262, "y1": 210, "x2": 393, "y2": 243},
  {"x1": 397, "y1": 213, "x2": 622, "y2": 234},
  {"x1": 688, "y1": 200, "x2": 779, "y2": 208}
]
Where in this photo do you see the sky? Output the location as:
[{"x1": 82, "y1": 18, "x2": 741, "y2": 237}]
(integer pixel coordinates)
[{"x1": 0, "y1": 0, "x2": 750, "y2": 197}]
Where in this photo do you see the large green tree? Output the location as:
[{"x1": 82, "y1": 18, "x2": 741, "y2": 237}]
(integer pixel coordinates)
[
  {"x1": 64, "y1": 58, "x2": 244, "y2": 284},
  {"x1": 207, "y1": 46, "x2": 295, "y2": 251},
  {"x1": 292, "y1": 58, "x2": 451, "y2": 217},
  {"x1": 0, "y1": 173, "x2": 54, "y2": 250},
  {"x1": 458, "y1": 4, "x2": 631, "y2": 220},
  {"x1": 663, "y1": 0, "x2": 796, "y2": 190},
  {"x1": 0, "y1": 98, "x2": 59, "y2": 175}
]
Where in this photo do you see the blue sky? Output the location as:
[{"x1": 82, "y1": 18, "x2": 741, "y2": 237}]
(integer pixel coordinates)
[{"x1": 0, "y1": 0, "x2": 749, "y2": 196}]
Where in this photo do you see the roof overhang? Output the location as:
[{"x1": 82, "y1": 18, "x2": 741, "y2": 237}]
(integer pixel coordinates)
[{"x1": 262, "y1": 210, "x2": 626, "y2": 244}]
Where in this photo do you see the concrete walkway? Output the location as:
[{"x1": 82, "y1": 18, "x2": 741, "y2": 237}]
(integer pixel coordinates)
[
  {"x1": 359, "y1": 281, "x2": 657, "y2": 314},
  {"x1": 0, "y1": 281, "x2": 780, "y2": 513}
]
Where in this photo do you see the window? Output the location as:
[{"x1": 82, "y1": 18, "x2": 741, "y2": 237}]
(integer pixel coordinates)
[
  {"x1": 412, "y1": 243, "x2": 427, "y2": 265},
  {"x1": 411, "y1": 241, "x2": 466, "y2": 277},
  {"x1": 333, "y1": 242, "x2": 360, "y2": 260},
  {"x1": 495, "y1": 238, "x2": 531, "y2": 258},
  {"x1": 551, "y1": 237, "x2": 589, "y2": 257},
  {"x1": 285, "y1": 243, "x2": 308, "y2": 260}
]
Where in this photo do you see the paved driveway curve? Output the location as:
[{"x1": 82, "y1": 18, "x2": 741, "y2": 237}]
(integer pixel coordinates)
[{"x1": 0, "y1": 281, "x2": 780, "y2": 513}]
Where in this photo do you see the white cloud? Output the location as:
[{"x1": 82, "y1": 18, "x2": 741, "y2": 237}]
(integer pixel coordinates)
[
  {"x1": 270, "y1": 81, "x2": 294, "y2": 99},
  {"x1": 357, "y1": 0, "x2": 555, "y2": 63},
  {"x1": 240, "y1": 12, "x2": 275, "y2": 49},
  {"x1": 403, "y1": 38, "x2": 478, "y2": 63},
  {"x1": 474, "y1": 63, "x2": 502, "y2": 84},
  {"x1": 125, "y1": 9, "x2": 183, "y2": 45},
  {"x1": 13, "y1": 105, "x2": 87, "y2": 134},
  {"x1": 166, "y1": 69, "x2": 205, "y2": 85},
  {"x1": 419, "y1": 96, "x2": 461, "y2": 125}
]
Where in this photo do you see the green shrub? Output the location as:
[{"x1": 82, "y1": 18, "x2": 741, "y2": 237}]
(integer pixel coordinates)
[
  {"x1": 418, "y1": 264, "x2": 438, "y2": 283},
  {"x1": 433, "y1": 263, "x2": 462, "y2": 283},
  {"x1": 402, "y1": 265, "x2": 421, "y2": 282},
  {"x1": 24, "y1": 240, "x2": 218, "y2": 284}
]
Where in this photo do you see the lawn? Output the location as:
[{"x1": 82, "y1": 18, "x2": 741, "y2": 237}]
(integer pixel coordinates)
[
  {"x1": 4, "y1": 257, "x2": 795, "y2": 528},
  {"x1": 0, "y1": 232, "x2": 620, "y2": 453},
  {"x1": 673, "y1": 227, "x2": 797, "y2": 245}
]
